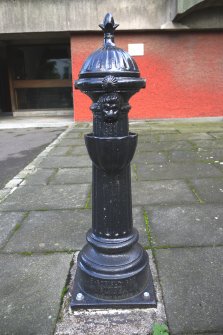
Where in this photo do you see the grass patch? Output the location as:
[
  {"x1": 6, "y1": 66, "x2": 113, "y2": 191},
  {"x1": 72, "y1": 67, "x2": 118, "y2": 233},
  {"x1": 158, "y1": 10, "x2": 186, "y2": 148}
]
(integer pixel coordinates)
[
  {"x1": 187, "y1": 140, "x2": 199, "y2": 151},
  {"x1": 84, "y1": 188, "x2": 91, "y2": 209},
  {"x1": 46, "y1": 168, "x2": 59, "y2": 184},
  {"x1": 143, "y1": 210, "x2": 153, "y2": 247},
  {"x1": 61, "y1": 285, "x2": 69, "y2": 301},
  {"x1": 14, "y1": 223, "x2": 21, "y2": 232},
  {"x1": 151, "y1": 323, "x2": 169, "y2": 335},
  {"x1": 19, "y1": 251, "x2": 33, "y2": 256},
  {"x1": 132, "y1": 163, "x2": 138, "y2": 181},
  {"x1": 22, "y1": 212, "x2": 29, "y2": 220},
  {"x1": 65, "y1": 146, "x2": 75, "y2": 156},
  {"x1": 186, "y1": 179, "x2": 204, "y2": 204},
  {"x1": 59, "y1": 257, "x2": 74, "y2": 313},
  {"x1": 43, "y1": 249, "x2": 74, "y2": 255}
]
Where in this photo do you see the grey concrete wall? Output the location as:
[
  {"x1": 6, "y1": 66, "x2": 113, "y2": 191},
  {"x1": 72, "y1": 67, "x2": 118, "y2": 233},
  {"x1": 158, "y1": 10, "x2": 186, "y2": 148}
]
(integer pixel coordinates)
[
  {"x1": 0, "y1": 0, "x2": 172, "y2": 34},
  {"x1": 0, "y1": 0, "x2": 222, "y2": 35}
]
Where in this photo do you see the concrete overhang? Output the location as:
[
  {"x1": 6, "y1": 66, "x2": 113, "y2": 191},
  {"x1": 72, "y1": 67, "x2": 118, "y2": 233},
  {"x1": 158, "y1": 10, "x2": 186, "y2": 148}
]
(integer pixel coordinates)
[{"x1": 172, "y1": 0, "x2": 223, "y2": 21}]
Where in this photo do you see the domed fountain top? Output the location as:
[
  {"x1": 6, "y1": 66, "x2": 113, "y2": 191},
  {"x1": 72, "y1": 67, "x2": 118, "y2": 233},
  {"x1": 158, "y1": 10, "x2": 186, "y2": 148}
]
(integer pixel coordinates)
[{"x1": 79, "y1": 13, "x2": 140, "y2": 78}]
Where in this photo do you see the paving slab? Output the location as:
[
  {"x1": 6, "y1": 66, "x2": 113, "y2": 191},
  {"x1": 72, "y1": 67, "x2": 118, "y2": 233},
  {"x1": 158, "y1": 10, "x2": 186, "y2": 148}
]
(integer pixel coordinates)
[
  {"x1": 4, "y1": 209, "x2": 91, "y2": 252},
  {"x1": 168, "y1": 150, "x2": 205, "y2": 162},
  {"x1": 72, "y1": 123, "x2": 91, "y2": 129},
  {"x1": 0, "y1": 184, "x2": 90, "y2": 211},
  {"x1": 175, "y1": 123, "x2": 223, "y2": 133},
  {"x1": 137, "y1": 134, "x2": 159, "y2": 143},
  {"x1": 137, "y1": 162, "x2": 222, "y2": 181},
  {"x1": 132, "y1": 207, "x2": 150, "y2": 247},
  {"x1": 0, "y1": 253, "x2": 72, "y2": 335},
  {"x1": 169, "y1": 149, "x2": 223, "y2": 162},
  {"x1": 137, "y1": 140, "x2": 194, "y2": 152},
  {"x1": 39, "y1": 156, "x2": 91, "y2": 168},
  {"x1": 191, "y1": 139, "x2": 223, "y2": 149},
  {"x1": 132, "y1": 180, "x2": 197, "y2": 206},
  {"x1": 178, "y1": 127, "x2": 223, "y2": 134},
  {"x1": 57, "y1": 138, "x2": 84, "y2": 146},
  {"x1": 3, "y1": 207, "x2": 149, "y2": 253},
  {"x1": 158, "y1": 133, "x2": 213, "y2": 141},
  {"x1": 62, "y1": 132, "x2": 83, "y2": 139},
  {"x1": 141, "y1": 127, "x2": 179, "y2": 133},
  {"x1": 0, "y1": 189, "x2": 11, "y2": 201},
  {"x1": 66, "y1": 146, "x2": 88, "y2": 156},
  {"x1": 154, "y1": 247, "x2": 223, "y2": 335},
  {"x1": 0, "y1": 212, "x2": 25, "y2": 248},
  {"x1": 50, "y1": 168, "x2": 92, "y2": 185},
  {"x1": 136, "y1": 129, "x2": 179, "y2": 134},
  {"x1": 197, "y1": 149, "x2": 223, "y2": 162},
  {"x1": 133, "y1": 151, "x2": 167, "y2": 165},
  {"x1": 146, "y1": 205, "x2": 223, "y2": 247},
  {"x1": 214, "y1": 162, "x2": 223, "y2": 173},
  {"x1": 191, "y1": 177, "x2": 223, "y2": 203},
  {"x1": 208, "y1": 132, "x2": 223, "y2": 139},
  {"x1": 23, "y1": 168, "x2": 55, "y2": 185},
  {"x1": 48, "y1": 146, "x2": 71, "y2": 156}
]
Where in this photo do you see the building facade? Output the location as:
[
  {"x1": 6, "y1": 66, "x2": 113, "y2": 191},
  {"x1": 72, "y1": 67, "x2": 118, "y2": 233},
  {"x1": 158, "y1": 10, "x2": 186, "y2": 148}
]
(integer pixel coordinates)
[{"x1": 0, "y1": 0, "x2": 223, "y2": 121}]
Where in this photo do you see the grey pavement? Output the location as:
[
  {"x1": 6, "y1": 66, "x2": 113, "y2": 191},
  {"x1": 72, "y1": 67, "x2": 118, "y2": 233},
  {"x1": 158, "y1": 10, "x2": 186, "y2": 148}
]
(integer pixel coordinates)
[{"x1": 0, "y1": 120, "x2": 223, "y2": 335}]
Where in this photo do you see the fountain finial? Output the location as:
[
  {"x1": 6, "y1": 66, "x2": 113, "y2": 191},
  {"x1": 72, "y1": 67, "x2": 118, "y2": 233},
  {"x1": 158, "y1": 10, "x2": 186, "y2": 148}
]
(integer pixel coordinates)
[{"x1": 99, "y1": 13, "x2": 119, "y2": 47}]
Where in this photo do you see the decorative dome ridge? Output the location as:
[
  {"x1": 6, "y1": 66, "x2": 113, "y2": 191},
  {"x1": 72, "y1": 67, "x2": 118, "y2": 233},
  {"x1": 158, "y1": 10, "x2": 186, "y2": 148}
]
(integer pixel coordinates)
[{"x1": 79, "y1": 46, "x2": 139, "y2": 77}]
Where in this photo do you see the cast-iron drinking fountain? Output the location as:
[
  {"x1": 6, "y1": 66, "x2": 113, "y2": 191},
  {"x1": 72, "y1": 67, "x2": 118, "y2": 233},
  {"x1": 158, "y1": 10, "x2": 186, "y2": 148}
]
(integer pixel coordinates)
[{"x1": 71, "y1": 13, "x2": 156, "y2": 308}]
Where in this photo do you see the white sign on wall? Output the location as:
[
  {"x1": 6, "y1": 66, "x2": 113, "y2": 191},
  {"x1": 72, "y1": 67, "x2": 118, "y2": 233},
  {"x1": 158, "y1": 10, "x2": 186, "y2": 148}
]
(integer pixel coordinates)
[{"x1": 128, "y1": 43, "x2": 144, "y2": 56}]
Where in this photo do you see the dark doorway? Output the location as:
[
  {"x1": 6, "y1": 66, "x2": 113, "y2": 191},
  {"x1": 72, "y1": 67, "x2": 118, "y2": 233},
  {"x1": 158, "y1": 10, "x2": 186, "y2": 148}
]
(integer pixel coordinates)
[
  {"x1": 0, "y1": 46, "x2": 12, "y2": 114},
  {"x1": 9, "y1": 43, "x2": 72, "y2": 112}
]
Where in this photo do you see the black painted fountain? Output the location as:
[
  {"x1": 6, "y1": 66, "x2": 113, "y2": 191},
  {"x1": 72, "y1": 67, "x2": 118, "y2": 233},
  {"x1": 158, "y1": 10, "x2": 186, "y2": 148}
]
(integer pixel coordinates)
[{"x1": 71, "y1": 13, "x2": 156, "y2": 308}]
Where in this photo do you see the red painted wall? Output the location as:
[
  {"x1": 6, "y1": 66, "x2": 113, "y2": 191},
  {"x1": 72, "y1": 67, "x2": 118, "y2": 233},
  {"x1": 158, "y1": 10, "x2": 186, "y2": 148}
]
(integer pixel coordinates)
[{"x1": 71, "y1": 32, "x2": 223, "y2": 121}]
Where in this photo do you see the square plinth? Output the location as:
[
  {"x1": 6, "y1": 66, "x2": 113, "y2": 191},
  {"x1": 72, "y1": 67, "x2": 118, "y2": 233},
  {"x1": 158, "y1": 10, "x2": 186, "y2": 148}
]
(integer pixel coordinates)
[{"x1": 70, "y1": 266, "x2": 157, "y2": 309}]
